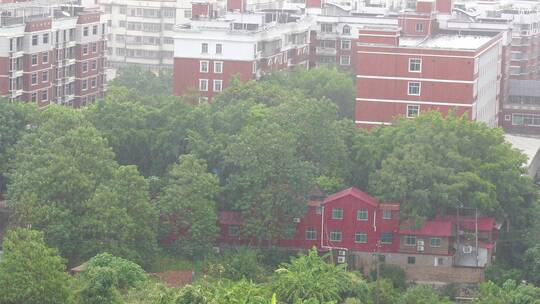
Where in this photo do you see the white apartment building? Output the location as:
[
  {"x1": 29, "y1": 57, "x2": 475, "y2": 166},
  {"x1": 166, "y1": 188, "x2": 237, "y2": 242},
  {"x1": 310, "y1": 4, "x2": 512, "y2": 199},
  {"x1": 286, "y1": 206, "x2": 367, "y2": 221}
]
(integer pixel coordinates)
[{"x1": 100, "y1": 0, "x2": 193, "y2": 72}]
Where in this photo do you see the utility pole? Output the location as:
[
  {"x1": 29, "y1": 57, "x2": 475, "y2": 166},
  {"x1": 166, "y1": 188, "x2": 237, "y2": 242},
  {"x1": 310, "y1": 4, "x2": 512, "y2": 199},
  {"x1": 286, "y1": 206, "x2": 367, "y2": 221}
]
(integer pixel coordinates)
[{"x1": 475, "y1": 208, "x2": 479, "y2": 267}]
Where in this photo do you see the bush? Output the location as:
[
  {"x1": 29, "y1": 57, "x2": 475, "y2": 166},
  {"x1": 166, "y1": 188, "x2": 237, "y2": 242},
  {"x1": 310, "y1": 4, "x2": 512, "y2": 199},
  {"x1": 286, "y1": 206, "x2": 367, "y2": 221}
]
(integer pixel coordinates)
[
  {"x1": 484, "y1": 264, "x2": 523, "y2": 286},
  {"x1": 84, "y1": 253, "x2": 147, "y2": 289},
  {"x1": 203, "y1": 247, "x2": 268, "y2": 282},
  {"x1": 370, "y1": 264, "x2": 407, "y2": 290}
]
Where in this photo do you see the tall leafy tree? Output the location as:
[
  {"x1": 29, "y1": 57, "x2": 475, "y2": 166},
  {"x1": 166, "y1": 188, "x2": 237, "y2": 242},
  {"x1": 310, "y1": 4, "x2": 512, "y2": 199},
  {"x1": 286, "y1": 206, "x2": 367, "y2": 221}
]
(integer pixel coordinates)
[
  {"x1": 225, "y1": 122, "x2": 316, "y2": 241},
  {"x1": 473, "y1": 280, "x2": 540, "y2": 304},
  {"x1": 7, "y1": 106, "x2": 157, "y2": 265},
  {"x1": 158, "y1": 154, "x2": 221, "y2": 256},
  {"x1": 0, "y1": 228, "x2": 74, "y2": 304}
]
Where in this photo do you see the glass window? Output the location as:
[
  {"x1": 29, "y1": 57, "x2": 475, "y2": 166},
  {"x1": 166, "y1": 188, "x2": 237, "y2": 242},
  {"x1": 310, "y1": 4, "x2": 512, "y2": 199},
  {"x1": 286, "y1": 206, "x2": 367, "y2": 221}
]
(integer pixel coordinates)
[
  {"x1": 31, "y1": 73, "x2": 37, "y2": 85},
  {"x1": 214, "y1": 61, "x2": 223, "y2": 73},
  {"x1": 31, "y1": 92, "x2": 37, "y2": 102},
  {"x1": 330, "y1": 230, "x2": 342, "y2": 242},
  {"x1": 404, "y1": 235, "x2": 416, "y2": 246},
  {"x1": 42, "y1": 52, "x2": 48, "y2": 64},
  {"x1": 216, "y1": 43, "x2": 222, "y2": 54},
  {"x1": 42, "y1": 70, "x2": 48, "y2": 82},
  {"x1": 200, "y1": 60, "x2": 209, "y2": 73},
  {"x1": 41, "y1": 90, "x2": 48, "y2": 101},
  {"x1": 93, "y1": 25, "x2": 98, "y2": 35},
  {"x1": 408, "y1": 82, "x2": 421, "y2": 95},
  {"x1": 316, "y1": 206, "x2": 322, "y2": 215},
  {"x1": 321, "y1": 23, "x2": 333, "y2": 33},
  {"x1": 430, "y1": 238, "x2": 442, "y2": 247},
  {"x1": 228, "y1": 225, "x2": 240, "y2": 236},
  {"x1": 199, "y1": 79, "x2": 208, "y2": 91},
  {"x1": 357, "y1": 209, "x2": 368, "y2": 221},
  {"x1": 31, "y1": 54, "x2": 38, "y2": 65},
  {"x1": 340, "y1": 56, "x2": 351, "y2": 66},
  {"x1": 332, "y1": 208, "x2": 343, "y2": 219},
  {"x1": 342, "y1": 25, "x2": 351, "y2": 35},
  {"x1": 201, "y1": 43, "x2": 208, "y2": 53},
  {"x1": 407, "y1": 256, "x2": 416, "y2": 264},
  {"x1": 355, "y1": 232, "x2": 367, "y2": 243},
  {"x1": 409, "y1": 58, "x2": 421, "y2": 72},
  {"x1": 382, "y1": 209, "x2": 392, "y2": 219},
  {"x1": 381, "y1": 232, "x2": 393, "y2": 244},
  {"x1": 213, "y1": 80, "x2": 222, "y2": 92},
  {"x1": 32, "y1": 35, "x2": 38, "y2": 46},
  {"x1": 305, "y1": 228, "x2": 317, "y2": 240},
  {"x1": 407, "y1": 105, "x2": 420, "y2": 118},
  {"x1": 83, "y1": 27, "x2": 89, "y2": 36},
  {"x1": 415, "y1": 23, "x2": 423, "y2": 32},
  {"x1": 341, "y1": 40, "x2": 351, "y2": 50},
  {"x1": 42, "y1": 33, "x2": 49, "y2": 44}
]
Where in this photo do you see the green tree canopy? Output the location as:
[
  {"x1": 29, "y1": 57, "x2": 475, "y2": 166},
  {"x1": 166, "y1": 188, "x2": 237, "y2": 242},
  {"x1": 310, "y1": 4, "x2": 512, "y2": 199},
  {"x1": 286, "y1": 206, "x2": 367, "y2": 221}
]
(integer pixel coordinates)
[
  {"x1": 473, "y1": 280, "x2": 540, "y2": 304},
  {"x1": 0, "y1": 228, "x2": 73, "y2": 304}
]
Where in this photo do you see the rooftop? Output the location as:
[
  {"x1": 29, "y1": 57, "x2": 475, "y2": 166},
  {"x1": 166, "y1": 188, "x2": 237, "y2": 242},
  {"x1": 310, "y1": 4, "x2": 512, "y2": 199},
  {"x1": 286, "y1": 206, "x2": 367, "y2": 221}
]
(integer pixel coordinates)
[{"x1": 399, "y1": 34, "x2": 494, "y2": 50}]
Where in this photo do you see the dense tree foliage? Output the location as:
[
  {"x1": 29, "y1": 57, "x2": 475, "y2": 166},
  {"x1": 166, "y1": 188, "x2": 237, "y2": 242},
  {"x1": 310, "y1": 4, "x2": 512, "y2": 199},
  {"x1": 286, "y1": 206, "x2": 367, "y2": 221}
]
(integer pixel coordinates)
[
  {"x1": 6, "y1": 107, "x2": 157, "y2": 266},
  {"x1": 0, "y1": 228, "x2": 73, "y2": 304},
  {"x1": 472, "y1": 280, "x2": 540, "y2": 304}
]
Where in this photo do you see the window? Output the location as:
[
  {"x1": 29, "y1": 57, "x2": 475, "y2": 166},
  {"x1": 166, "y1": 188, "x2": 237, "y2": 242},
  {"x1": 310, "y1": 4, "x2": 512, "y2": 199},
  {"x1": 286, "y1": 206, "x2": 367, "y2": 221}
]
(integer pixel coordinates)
[
  {"x1": 82, "y1": 79, "x2": 88, "y2": 90},
  {"x1": 32, "y1": 35, "x2": 38, "y2": 46},
  {"x1": 321, "y1": 23, "x2": 333, "y2": 33},
  {"x1": 316, "y1": 206, "x2": 323, "y2": 215},
  {"x1": 341, "y1": 40, "x2": 351, "y2": 50},
  {"x1": 201, "y1": 43, "x2": 208, "y2": 53},
  {"x1": 31, "y1": 92, "x2": 37, "y2": 102},
  {"x1": 214, "y1": 61, "x2": 223, "y2": 73},
  {"x1": 42, "y1": 70, "x2": 48, "y2": 82},
  {"x1": 355, "y1": 232, "x2": 367, "y2": 243},
  {"x1": 83, "y1": 27, "x2": 89, "y2": 36},
  {"x1": 415, "y1": 23, "x2": 424, "y2": 32},
  {"x1": 31, "y1": 54, "x2": 38, "y2": 65},
  {"x1": 332, "y1": 208, "x2": 343, "y2": 219},
  {"x1": 504, "y1": 115, "x2": 511, "y2": 121},
  {"x1": 430, "y1": 238, "x2": 442, "y2": 247},
  {"x1": 409, "y1": 58, "x2": 421, "y2": 72},
  {"x1": 330, "y1": 230, "x2": 342, "y2": 242},
  {"x1": 381, "y1": 232, "x2": 393, "y2": 244},
  {"x1": 42, "y1": 33, "x2": 49, "y2": 44},
  {"x1": 91, "y1": 60, "x2": 97, "y2": 70},
  {"x1": 435, "y1": 257, "x2": 444, "y2": 266},
  {"x1": 216, "y1": 43, "x2": 222, "y2": 54},
  {"x1": 31, "y1": 73, "x2": 37, "y2": 85},
  {"x1": 213, "y1": 80, "x2": 222, "y2": 92},
  {"x1": 93, "y1": 25, "x2": 98, "y2": 35},
  {"x1": 305, "y1": 228, "x2": 317, "y2": 240},
  {"x1": 83, "y1": 45, "x2": 88, "y2": 55},
  {"x1": 407, "y1": 256, "x2": 416, "y2": 265},
  {"x1": 382, "y1": 209, "x2": 392, "y2": 220},
  {"x1": 42, "y1": 52, "x2": 48, "y2": 64},
  {"x1": 512, "y1": 113, "x2": 540, "y2": 126},
  {"x1": 91, "y1": 77, "x2": 97, "y2": 88},
  {"x1": 357, "y1": 209, "x2": 368, "y2": 221},
  {"x1": 184, "y1": 9, "x2": 192, "y2": 18},
  {"x1": 407, "y1": 105, "x2": 420, "y2": 118},
  {"x1": 82, "y1": 62, "x2": 88, "y2": 73},
  {"x1": 228, "y1": 225, "x2": 240, "y2": 237},
  {"x1": 404, "y1": 235, "x2": 416, "y2": 246},
  {"x1": 340, "y1": 55, "x2": 350, "y2": 66},
  {"x1": 199, "y1": 79, "x2": 208, "y2": 91},
  {"x1": 342, "y1": 25, "x2": 351, "y2": 35},
  {"x1": 408, "y1": 82, "x2": 421, "y2": 96},
  {"x1": 92, "y1": 43, "x2": 97, "y2": 52},
  {"x1": 200, "y1": 60, "x2": 209, "y2": 73},
  {"x1": 41, "y1": 90, "x2": 48, "y2": 102}
]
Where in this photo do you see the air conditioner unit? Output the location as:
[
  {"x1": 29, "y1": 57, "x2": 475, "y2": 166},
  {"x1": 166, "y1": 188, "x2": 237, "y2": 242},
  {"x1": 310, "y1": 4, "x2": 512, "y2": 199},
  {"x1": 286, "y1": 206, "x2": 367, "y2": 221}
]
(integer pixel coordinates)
[
  {"x1": 417, "y1": 245, "x2": 424, "y2": 252},
  {"x1": 463, "y1": 245, "x2": 473, "y2": 254},
  {"x1": 338, "y1": 250, "x2": 346, "y2": 256},
  {"x1": 337, "y1": 256, "x2": 346, "y2": 263},
  {"x1": 293, "y1": 217, "x2": 300, "y2": 223},
  {"x1": 417, "y1": 240, "x2": 425, "y2": 246}
]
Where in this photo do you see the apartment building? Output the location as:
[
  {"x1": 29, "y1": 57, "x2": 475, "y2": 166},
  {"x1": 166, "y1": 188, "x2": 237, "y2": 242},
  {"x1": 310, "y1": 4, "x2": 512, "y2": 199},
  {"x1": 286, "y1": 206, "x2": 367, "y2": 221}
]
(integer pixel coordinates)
[
  {"x1": 101, "y1": 0, "x2": 192, "y2": 72},
  {"x1": 0, "y1": 1, "x2": 106, "y2": 107},
  {"x1": 173, "y1": 10, "x2": 311, "y2": 101}
]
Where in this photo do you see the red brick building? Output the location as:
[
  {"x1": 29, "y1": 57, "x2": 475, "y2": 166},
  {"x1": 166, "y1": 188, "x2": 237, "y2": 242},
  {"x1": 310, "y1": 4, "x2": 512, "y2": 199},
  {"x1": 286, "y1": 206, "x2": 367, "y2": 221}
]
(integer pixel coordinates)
[
  {"x1": 0, "y1": 3, "x2": 106, "y2": 107},
  {"x1": 217, "y1": 187, "x2": 499, "y2": 283}
]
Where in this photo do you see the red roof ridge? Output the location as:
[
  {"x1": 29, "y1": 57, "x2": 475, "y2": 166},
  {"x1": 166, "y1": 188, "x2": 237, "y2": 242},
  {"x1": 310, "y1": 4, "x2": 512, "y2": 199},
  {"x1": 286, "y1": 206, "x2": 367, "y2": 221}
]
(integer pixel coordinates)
[{"x1": 322, "y1": 187, "x2": 380, "y2": 207}]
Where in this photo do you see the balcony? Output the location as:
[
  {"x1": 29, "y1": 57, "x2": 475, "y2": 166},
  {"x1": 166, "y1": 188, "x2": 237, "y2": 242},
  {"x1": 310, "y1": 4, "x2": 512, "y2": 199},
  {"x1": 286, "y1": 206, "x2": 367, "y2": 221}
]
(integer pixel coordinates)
[
  {"x1": 317, "y1": 31, "x2": 339, "y2": 39},
  {"x1": 10, "y1": 69, "x2": 23, "y2": 78},
  {"x1": 10, "y1": 89, "x2": 23, "y2": 98},
  {"x1": 9, "y1": 50, "x2": 24, "y2": 58},
  {"x1": 316, "y1": 47, "x2": 337, "y2": 56}
]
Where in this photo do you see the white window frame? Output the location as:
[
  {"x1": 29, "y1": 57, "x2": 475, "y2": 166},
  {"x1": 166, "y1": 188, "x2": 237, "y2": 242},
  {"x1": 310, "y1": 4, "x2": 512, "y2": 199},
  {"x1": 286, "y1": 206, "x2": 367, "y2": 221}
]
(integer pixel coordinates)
[
  {"x1": 31, "y1": 73, "x2": 37, "y2": 85},
  {"x1": 355, "y1": 232, "x2": 367, "y2": 243},
  {"x1": 305, "y1": 228, "x2": 317, "y2": 240},
  {"x1": 214, "y1": 61, "x2": 223, "y2": 74},
  {"x1": 201, "y1": 43, "x2": 208, "y2": 54},
  {"x1": 42, "y1": 70, "x2": 48, "y2": 83},
  {"x1": 216, "y1": 43, "x2": 222, "y2": 54},
  {"x1": 381, "y1": 232, "x2": 393, "y2": 244},
  {"x1": 340, "y1": 55, "x2": 351, "y2": 66},
  {"x1": 41, "y1": 90, "x2": 48, "y2": 102},
  {"x1": 330, "y1": 230, "x2": 342, "y2": 242},
  {"x1": 408, "y1": 82, "x2": 421, "y2": 96},
  {"x1": 332, "y1": 208, "x2": 344, "y2": 220},
  {"x1": 341, "y1": 40, "x2": 351, "y2": 50},
  {"x1": 407, "y1": 105, "x2": 420, "y2": 118},
  {"x1": 357, "y1": 209, "x2": 368, "y2": 221},
  {"x1": 31, "y1": 54, "x2": 38, "y2": 66},
  {"x1": 213, "y1": 79, "x2": 222, "y2": 92},
  {"x1": 199, "y1": 60, "x2": 209, "y2": 73},
  {"x1": 415, "y1": 23, "x2": 424, "y2": 32},
  {"x1": 430, "y1": 237, "x2": 442, "y2": 247},
  {"x1": 408, "y1": 58, "x2": 421, "y2": 72},
  {"x1": 404, "y1": 235, "x2": 416, "y2": 246},
  {"x1": 199, "y1": 79, "x2": 208, "y2": 91},
  {"x1": 31, "y1": 92, "x2": 37, "y2": 102},
  {"x1": 82, "y1": 79, "x2": 88, "y2": 90},
  {"x1": 42, "y1": 52, "x2": 48, "y2": 64}
]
